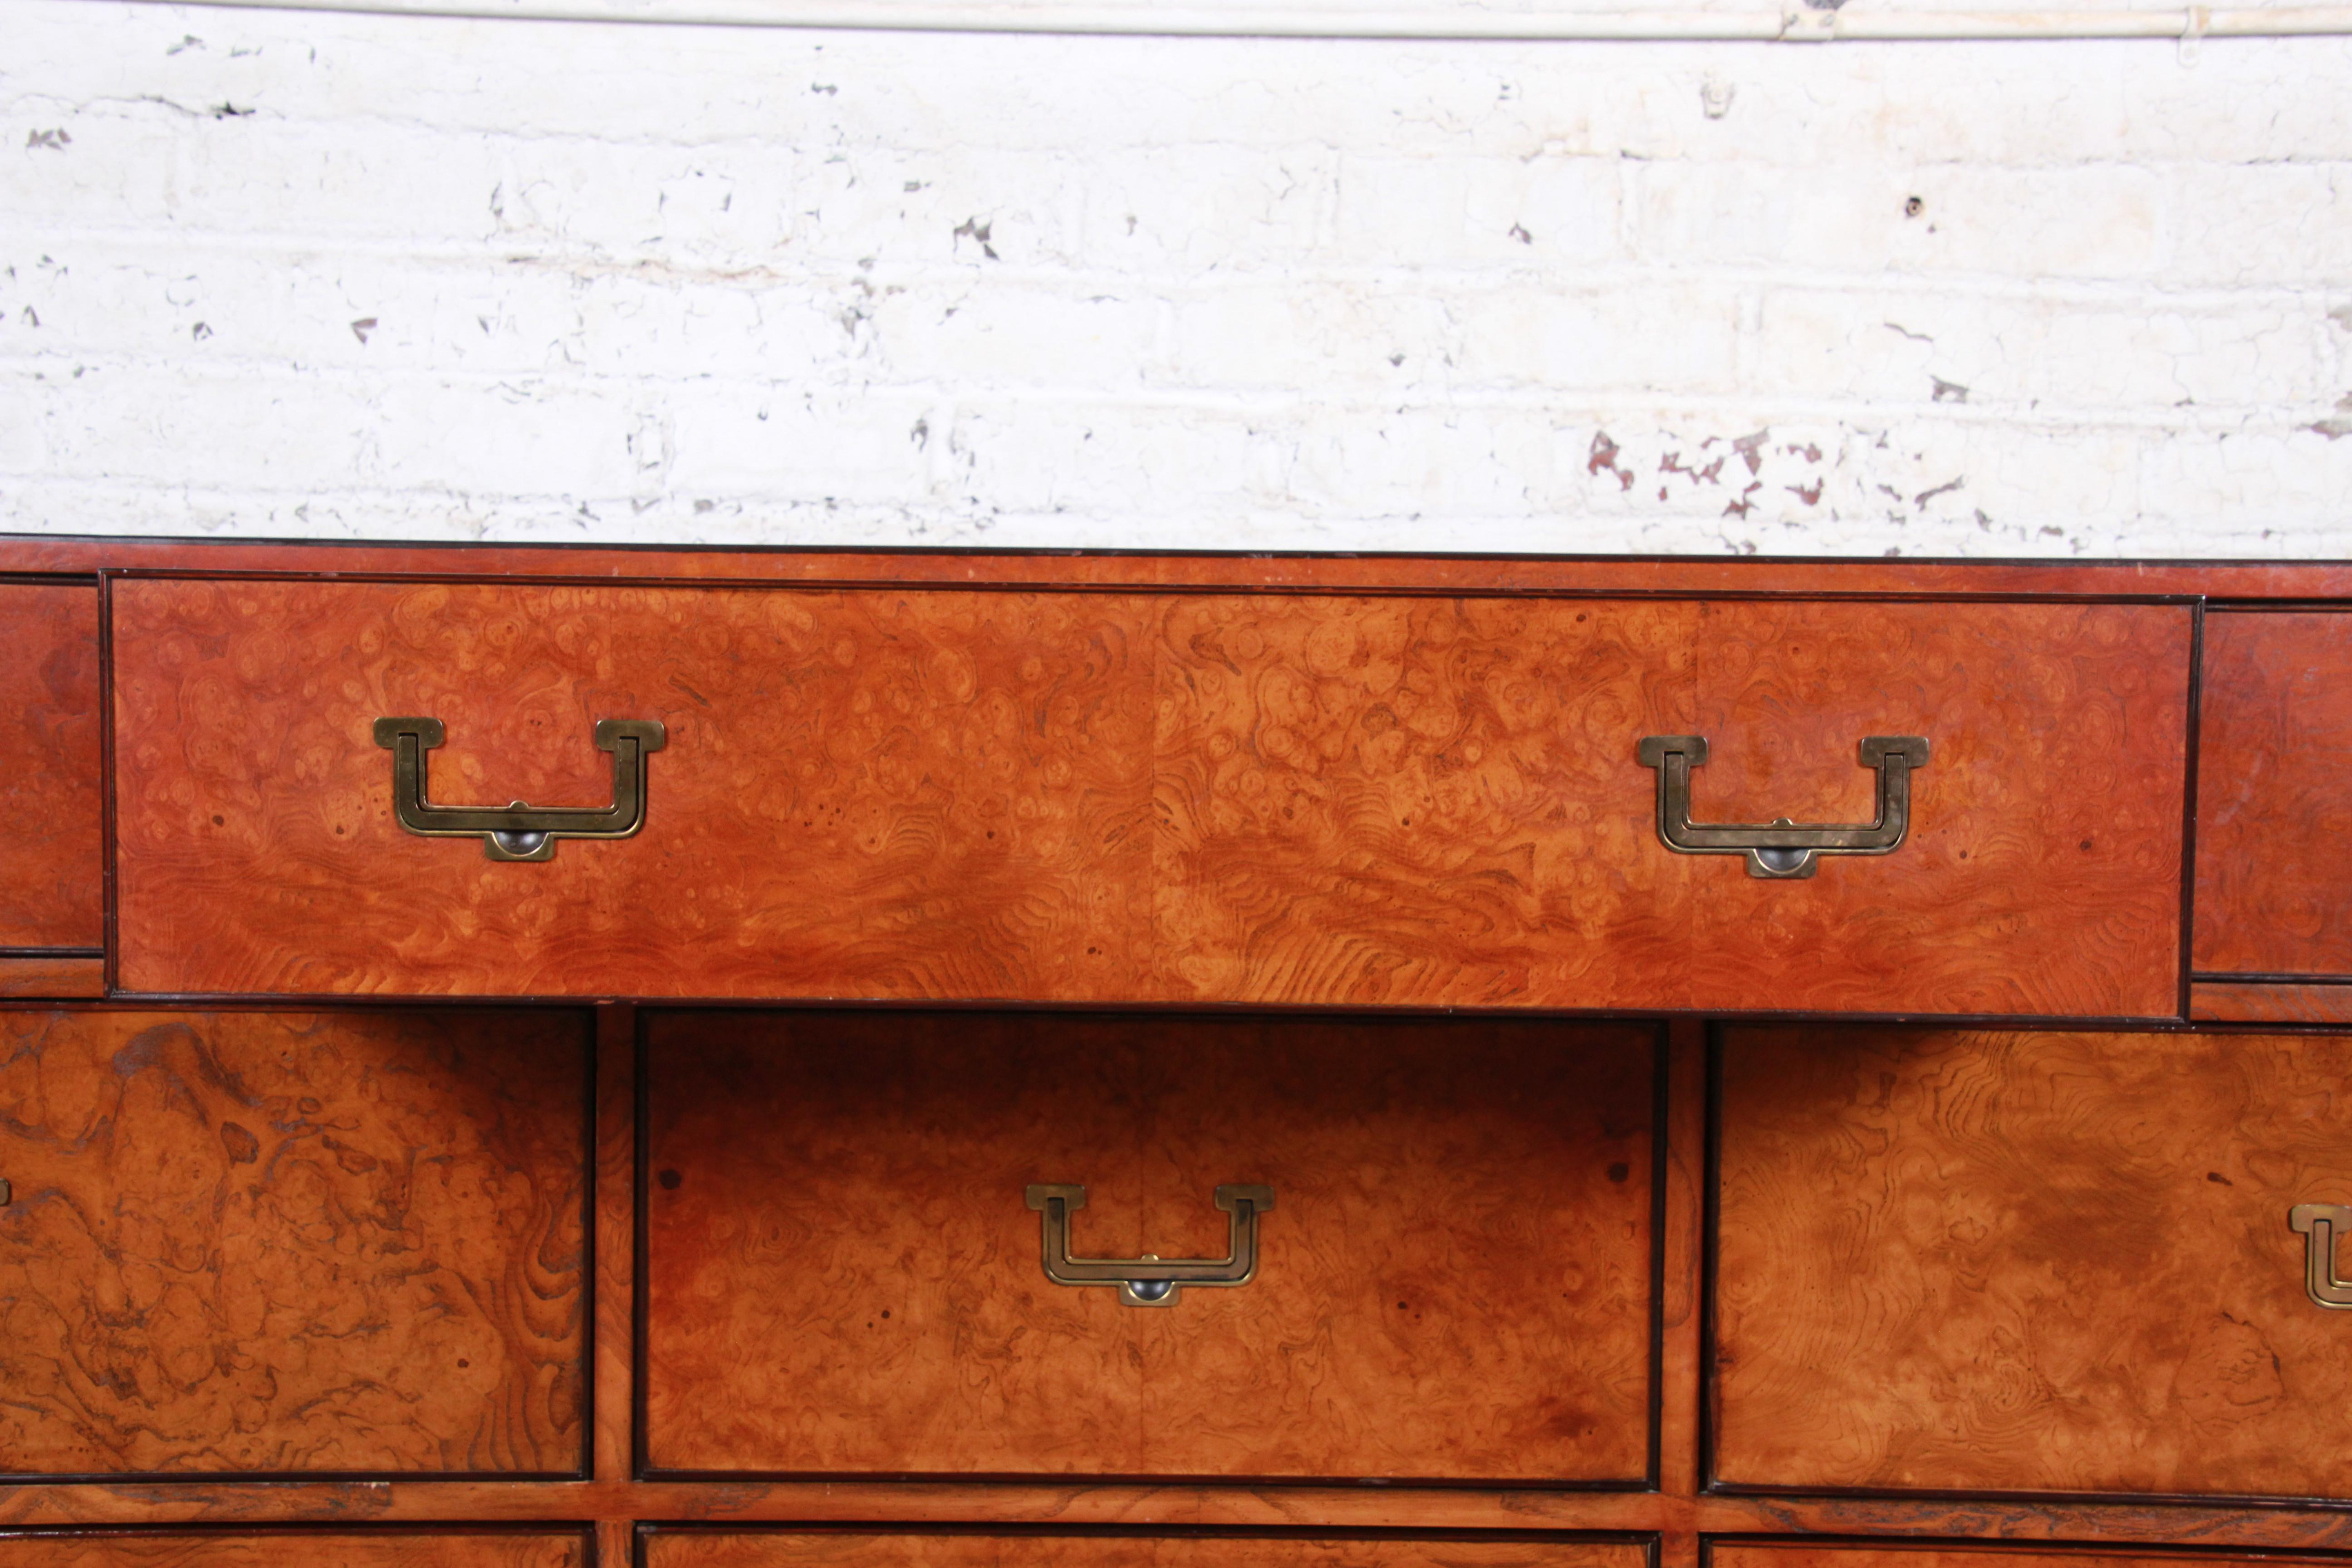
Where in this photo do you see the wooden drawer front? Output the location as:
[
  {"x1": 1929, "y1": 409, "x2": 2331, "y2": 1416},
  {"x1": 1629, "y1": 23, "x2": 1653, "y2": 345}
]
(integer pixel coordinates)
[
  {"x1": 0, "y1": 1009, "x2": 588, "y2": 1477},
  {"x1": 115, "y1": 581, "x2": 2187, "y2": 1014},
  {"x1": 1156, "y1": 594, "x2": 2184, "y2": 1016},
  {"x1": 0, "y1": 583, "x2": 103, "y2": 994},
  {"x1": 642, "y1": 1531, "x2": 1647, "y2": 1568},
  {"x1": 1714, "y1": 1026, "x2": 2352, "y2": 1500},
  {"x1": 2194, "y1": 610, "x2": 2352, "y2": 1011},
  {"x1": 642, "y1": 1011, "x2": 1656, "y2": 1482},
  {"x1": 114, "y1": 580, "x2": 1155, "y2": 1000},
  {"x1": 0, "y1": 1533, "x2": 587, "y2": 1568},
  {"x1": 1710, "y1": 1547, "x2": 2336, "y2": 1568}
]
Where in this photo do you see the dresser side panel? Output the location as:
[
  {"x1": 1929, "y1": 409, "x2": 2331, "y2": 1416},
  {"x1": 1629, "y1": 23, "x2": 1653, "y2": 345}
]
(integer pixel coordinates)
[
  {"x1": 0, "y1": 1008, "x2": 589, "y2": 1476},
  {"x1": 0, "y1": 583, "x2": 104, "y2": 949},
  {"x1": 2193, "y1": 610, "x2": 2352, "y2": 977}
]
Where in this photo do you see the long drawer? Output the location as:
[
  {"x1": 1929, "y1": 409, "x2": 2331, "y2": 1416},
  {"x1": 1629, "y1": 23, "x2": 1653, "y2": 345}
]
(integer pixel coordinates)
[
  {"x1": 1712, "y1": 1025, "x2": 2352, "y2": 1500},
  {"x1": 0, "y1": 1008, "x2": 589, "y2": 1477},
  {"x1": 113, "y1": 581, "x2": 2190, "y2": 1015},
  {"x1": 640, "y1": 1010, "x2": 1657, "y2": 1483},
  {"x1": 640, "y1": 1530, "x2": 1649, "y2": 1568}
]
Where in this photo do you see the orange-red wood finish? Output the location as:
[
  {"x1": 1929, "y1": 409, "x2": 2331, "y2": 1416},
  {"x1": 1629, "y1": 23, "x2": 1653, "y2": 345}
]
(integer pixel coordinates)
[
  {"x1": 2190, "y1": 980, "x2": 2352, "y2": 1024},
  {"x1": 592, "y1": 1005, "x2": 634, "y2": 1491},
  {"x1": 0, "y1": 1009, "x2": 588, "y2": 1475},
  {"x1": 2, "y1": 534, "x2": 2347, "y2": 600},
  {"x1": 15, "y1": 1479, "x2": 2352, "y2": 1547},
  {"x1": 0, "y1": 1534, "x2": 585, "y2": 1568},
  {"x1": 1155, "y1": 595, "x2": 2185, "y2": 1015},
  {"x1": 1657, "y1": 1022, "x2": 1707, "y2": 1513},
  {"x1": 114, "y1": 582, "x2": 2187, "y2": 1014},
  {"x1": 112, "y1": 581, "x2": 1156, "y2": 1000},
  {"x1": 0, "y1": 958, "x2": 103, "y2": 998},
  {"x1": 0, "y1": 584, "x2": 102, "y2": 951},
  {"x1": 642, "y1": 1532, "x2": 1647, "y2": 1568},
  {"x1": 13, "y1": 539, "x2": 2352, "y2": 1548},
  {"x1": 642, "y1": 1011, "x2": 1656, "y2": 1483},
  {"x1": 1709, "y1": 1545, "x2": 2349, "y2": 1568},
  {"x1": 2195, "y1": 611, "x2": 2352, "y2": 978},
  {"x1": 1714, "y1": 1026, "x2": 2352, "y2": 1500}
]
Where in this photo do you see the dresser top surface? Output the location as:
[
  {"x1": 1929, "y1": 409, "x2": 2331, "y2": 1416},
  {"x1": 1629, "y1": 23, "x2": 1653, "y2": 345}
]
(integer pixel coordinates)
[{"x1": 2, "y1": 535, "x2": 2348, "y2": 598}]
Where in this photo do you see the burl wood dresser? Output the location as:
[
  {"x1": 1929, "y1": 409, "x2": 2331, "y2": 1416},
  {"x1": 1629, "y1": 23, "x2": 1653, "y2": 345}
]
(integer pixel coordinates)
[{"x1": 4, "y1": 540, "x2": 2352, "y2": 1568}]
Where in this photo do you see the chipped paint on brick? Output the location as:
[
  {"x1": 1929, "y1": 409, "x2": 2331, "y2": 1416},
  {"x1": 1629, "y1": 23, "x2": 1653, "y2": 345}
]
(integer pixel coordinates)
[{"x1": 2, "y1": 1, "x2": 2349, "y2": 555}]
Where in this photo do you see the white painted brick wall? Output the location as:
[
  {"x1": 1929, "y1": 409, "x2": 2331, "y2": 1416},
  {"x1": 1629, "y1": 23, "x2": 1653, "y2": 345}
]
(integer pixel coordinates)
[{"x1": 3, "y1": 0, "x2": 2349, "y2": 554}]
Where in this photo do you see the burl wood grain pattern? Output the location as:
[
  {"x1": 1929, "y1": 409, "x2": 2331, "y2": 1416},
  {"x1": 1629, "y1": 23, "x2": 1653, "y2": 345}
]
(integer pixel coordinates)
[
  {"x1": 1710, "y1": 1546, "x2": 2344, "y2": 1568},
  {"x1": 0, "y1": 957, "x2": 104, "y2": 998},
  {"x1": 1714, "y1": 1025, "x2": 2352, "y2": 1499},
  {"x1": 0, "y1": 1535, "x2": 584, "y2": 1568},
  {"x1": 0, "y1": 1009, "x2": 588, "y2": 1475},
  {"x1": 644, "y1": 1532, "x2": 1647, "y2": 1568},
  {"x1": 2195, "y1": 611, "x2": 2352, "y2": 977},
  {"x1": 118, "y1": 583, "x2": 2187, "y2": 1013},
  {"x1": 642, "y1": 1011, "x2": 1656, "y2": 1482},
  {"x1": 2190, "y1": 981, "x2": 2352, "y2": 1024},
  {"x1": 1157, "y1": 596, "x2": 2187, "y2": 1014},
  {"x1": 0, "y1": 584, "x2": 103, "y2": 950},
  {"x1": 113, "y1": 580, "x2": 1153, "y2": 998}
]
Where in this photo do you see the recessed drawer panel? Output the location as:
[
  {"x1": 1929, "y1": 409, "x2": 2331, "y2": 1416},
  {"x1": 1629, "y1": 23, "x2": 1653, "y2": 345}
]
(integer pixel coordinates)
[
  {"x1": 641, "y1": 1011, "x2": 1656, "y2": 1483},
  {"x1": 0, "y1": 583, "x2": 103, "y2": 995},
  {"x1": 0, "y1": 1008, "x2": 588, "y2": 1477},
  {"x1": 2194, "y1": 609, "x2": 2352, "y2": 1005},
  {"x1": 0, "y1": 1533, "x2": 588, "y2": 1568},
  {"x1": 114, "y1": 581, "x2": 2188, "y2": 1014},
  {"x1": 1714, "y1": 1026, "x2": 2352, "y2": 1500},
  {"x1": 641, "y1": 1530, "x2": 1648, "y2": 1568}
]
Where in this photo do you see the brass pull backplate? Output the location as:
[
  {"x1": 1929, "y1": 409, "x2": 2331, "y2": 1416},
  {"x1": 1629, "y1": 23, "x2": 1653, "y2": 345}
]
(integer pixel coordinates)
[
  {"x1": 1025, "y1": 1183, "x2": 1274, "y2": 1307},
  {"x1": 373, "y1": 716, "x2": 667, "y2": 861},
  {"x1": 1636, "y1": 733, "x2": 1930, "y2": 879},
  {"x1": 2291, "y1": 1203, "x2": 2352, "y2": 1309}
]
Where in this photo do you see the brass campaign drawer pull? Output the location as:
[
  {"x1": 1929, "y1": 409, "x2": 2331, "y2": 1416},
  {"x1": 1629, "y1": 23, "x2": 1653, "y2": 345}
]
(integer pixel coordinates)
[
  {"x1": 1636, "y1": 733, "x2": 1931, "y2": 879},
  {"x1": 2290, "y1": 1203, "x2": 2352, "y2": 1309},
  {"x1": 372, "y1": 715, "x2": 667, "y2": 862},
  {"x1": 1025, "y1": 1183, "x2": 1274, "y2": 1308}
]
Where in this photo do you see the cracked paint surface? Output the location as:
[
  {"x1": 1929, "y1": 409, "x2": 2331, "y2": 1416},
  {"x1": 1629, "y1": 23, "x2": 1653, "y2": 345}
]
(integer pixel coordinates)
[{"x1": 2, "y1": 2, "x2": 2351, "y2": 554}]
